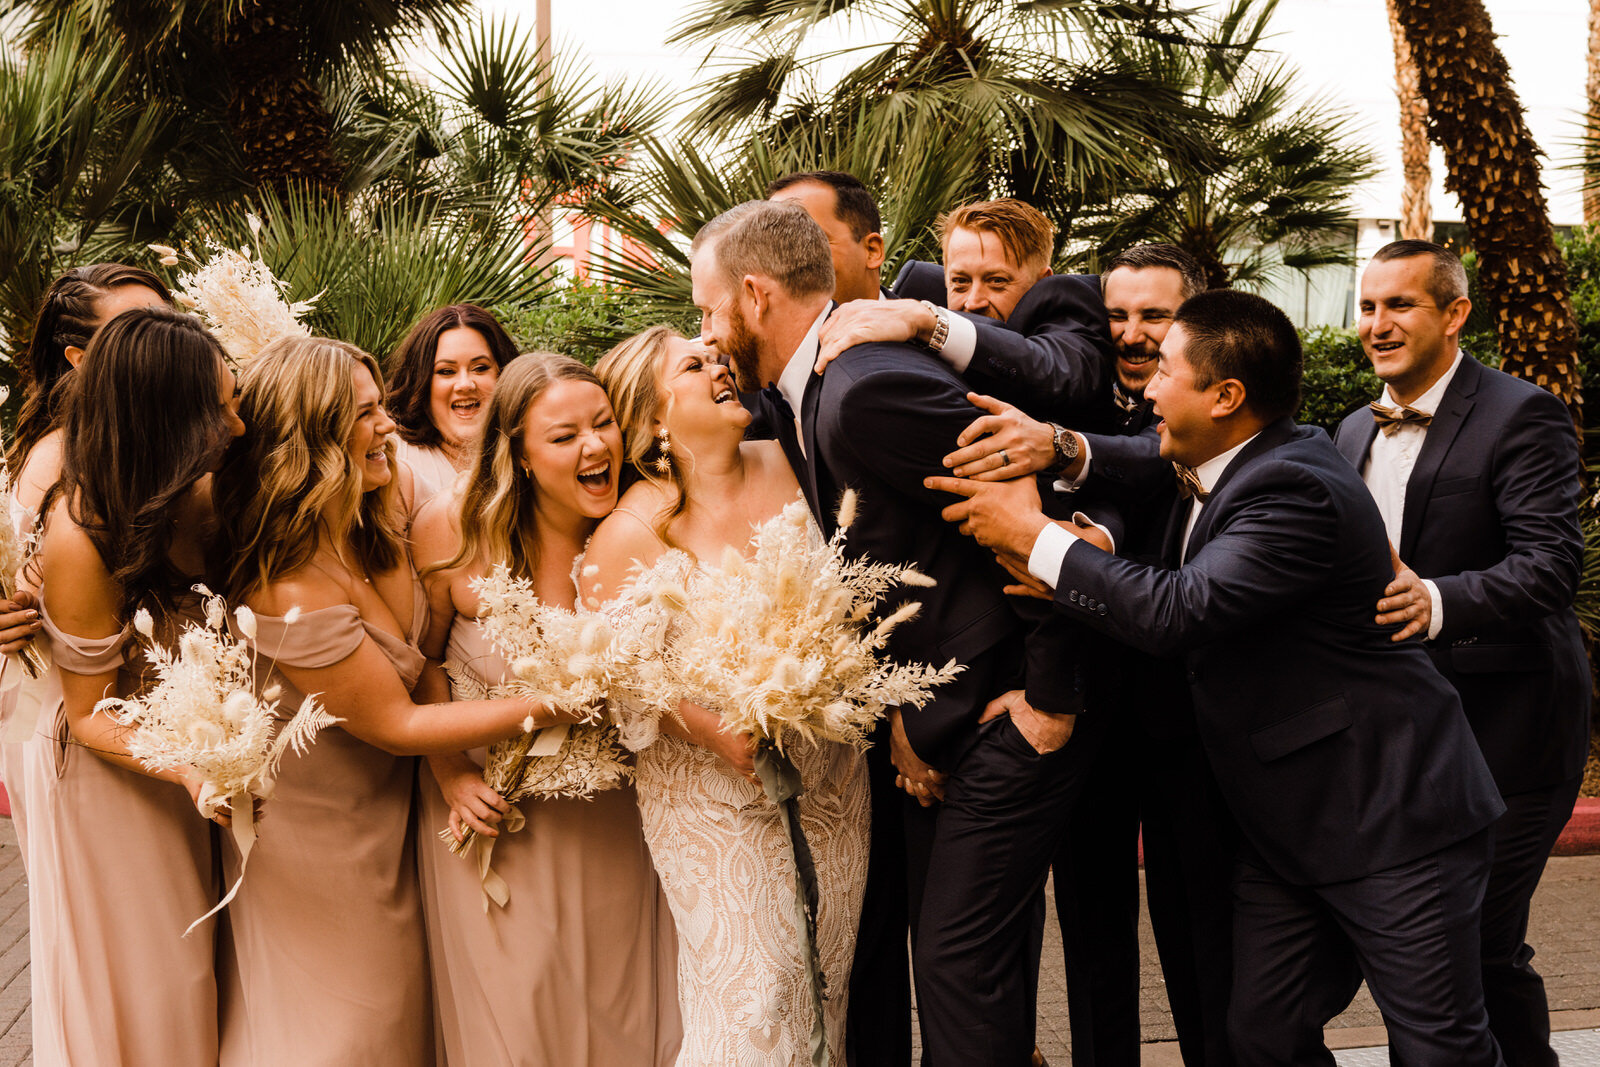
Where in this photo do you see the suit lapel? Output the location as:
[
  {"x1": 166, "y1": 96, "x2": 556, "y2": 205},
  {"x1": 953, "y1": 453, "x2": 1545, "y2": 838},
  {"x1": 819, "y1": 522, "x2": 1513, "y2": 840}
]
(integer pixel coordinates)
[
  {"x1": 1160, "y1": 494, "x2": 1189, "y2": 568},
  {"x1": 1398, "y1": 357, "x2": 1480, "y2": 560},
  {"x1": 799, "y1": 370, "x2": 830, "y2": 534},
  {"x1": 1186, "y1": 417, "x2": 1299, "y2": 556},
  {"x1": 1337, "y1": 411, "x2": 1378, "y2": 472}
]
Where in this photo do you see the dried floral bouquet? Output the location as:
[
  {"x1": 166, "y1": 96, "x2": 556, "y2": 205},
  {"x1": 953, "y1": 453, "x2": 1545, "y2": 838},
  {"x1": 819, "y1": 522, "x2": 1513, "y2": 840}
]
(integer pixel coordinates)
[
  {"x1": 96, "y1": 587, "x2": 338, "y2": 934},
  {"x1": 440, "y1": 565, "x2": 630, "y2": 904},
  {"x1": 150, "y1": 213, "x2": 316, "y2": 367}
]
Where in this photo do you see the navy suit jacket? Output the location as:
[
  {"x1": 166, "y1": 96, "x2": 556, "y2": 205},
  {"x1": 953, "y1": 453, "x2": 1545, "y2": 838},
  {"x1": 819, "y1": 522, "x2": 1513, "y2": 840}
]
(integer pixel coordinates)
[
  {"x1": 1334, "y1": 356, "x2": 1590, "y2": 794},
  {"x1": 891, "y1": 260, "x2": 1113, "y2": 427},
  {"x1": 1050, "y1": 419, "x2": 1505, "y2": 885},
  {"x1": 764, "y1": 339, "x2": 1086, "y2": 767}
]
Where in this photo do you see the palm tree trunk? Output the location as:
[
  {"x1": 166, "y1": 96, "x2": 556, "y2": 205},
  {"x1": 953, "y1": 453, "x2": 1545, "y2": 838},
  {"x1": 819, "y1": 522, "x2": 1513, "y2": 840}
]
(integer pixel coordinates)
[
  {"x1": 1587, "y1": 0, "x2": 1600, "y2": 223},
  {"x1": 221, "y1": 0, "x2": 342, "y2": 190},
  {"x1": 1392, "y1": 0, "x2": 1582, "y2": 423},
  {"x1": 1387, "y1": 0, "x2": 1431, "y2": 241}
]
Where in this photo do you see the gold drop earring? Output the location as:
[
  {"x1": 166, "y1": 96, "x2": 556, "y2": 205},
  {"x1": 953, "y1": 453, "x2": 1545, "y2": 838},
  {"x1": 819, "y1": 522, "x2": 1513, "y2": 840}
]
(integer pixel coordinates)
[{"x1": 653, "y1": 429, "x2": 673, "y2": 475}]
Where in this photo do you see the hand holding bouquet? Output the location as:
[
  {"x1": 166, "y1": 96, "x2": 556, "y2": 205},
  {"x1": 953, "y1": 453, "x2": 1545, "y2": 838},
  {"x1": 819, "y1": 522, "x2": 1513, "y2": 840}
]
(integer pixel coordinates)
[{"x1": 95, "y1": 586, "x2": 339, "y2": 934}]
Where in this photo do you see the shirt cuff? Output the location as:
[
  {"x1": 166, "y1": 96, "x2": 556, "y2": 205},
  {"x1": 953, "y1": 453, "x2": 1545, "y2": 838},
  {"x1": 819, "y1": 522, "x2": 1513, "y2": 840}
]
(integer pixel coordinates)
[
  {"x1": 1423, "y1": 579, "x2": 1444, "y2": 641},
  {"x1": 1027, "y1": 522, "x2": 1079, "y2": 589},
  {"x1": 1051, "y1": 436, "x2": 1093, "y2": 493},
  {"x1": 938, "y1": 312, "x2": 977, "y2": 374},
  {"x1": 1071, "y1": 513, "x2": 1115, "y2": 555}
]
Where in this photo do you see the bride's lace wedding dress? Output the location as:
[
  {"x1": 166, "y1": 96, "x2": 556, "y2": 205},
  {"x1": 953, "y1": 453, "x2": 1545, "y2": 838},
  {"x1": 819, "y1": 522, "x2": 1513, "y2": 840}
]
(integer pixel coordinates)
[{"x1": 604, "y1": 537, "x2": 872, "y2": 1066}]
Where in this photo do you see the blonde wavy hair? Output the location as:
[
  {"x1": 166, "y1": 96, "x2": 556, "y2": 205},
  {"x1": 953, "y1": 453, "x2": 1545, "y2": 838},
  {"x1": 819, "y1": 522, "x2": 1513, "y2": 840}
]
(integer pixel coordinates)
[
  {"x1": 433, "y1": 351, "x2": 605, "y2": 580},
  {"x1": 594, "y1": 325, "x2": 693, "y2": 543},
  {"x1": 216, "y1": 336, "x2": 405, "y2": 597}
]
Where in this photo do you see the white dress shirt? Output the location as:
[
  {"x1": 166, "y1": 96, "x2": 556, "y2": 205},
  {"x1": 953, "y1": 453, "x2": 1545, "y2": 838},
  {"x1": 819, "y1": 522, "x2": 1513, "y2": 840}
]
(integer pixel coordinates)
[
  {"x1": 1027, "y1": 433, "x2": 1259, "y2": 587},
  {"x1": 775, "y1": 305, "x2": 834, "y2": 458},
  {"x1": 1362, "y1": 354, "x2": 1460, "y2": 640}
]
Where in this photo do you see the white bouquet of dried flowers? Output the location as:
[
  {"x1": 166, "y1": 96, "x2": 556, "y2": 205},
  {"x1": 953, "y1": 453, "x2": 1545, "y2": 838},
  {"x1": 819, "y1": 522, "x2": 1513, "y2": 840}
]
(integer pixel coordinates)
[
  {"x1": 620, "y1": 491, "x2": 962, "y2": 752},
  {"x1": 0, "y1": 386, "x2": 47, "y2": 684},
  {"x1": 151, "y1": 214, "x2": 316, "y2": 367},
  {"x1": 95, "y1": 585, "x2": 339, "y2": 934},
  {"x1": 441, "y1": 565, "x2": 631, "y2": 907}
]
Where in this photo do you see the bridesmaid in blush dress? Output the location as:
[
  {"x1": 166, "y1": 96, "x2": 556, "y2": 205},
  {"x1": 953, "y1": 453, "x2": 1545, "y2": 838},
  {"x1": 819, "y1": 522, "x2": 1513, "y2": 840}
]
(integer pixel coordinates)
[
  {"x1": 385, "y1": 304, "x2": 517, "y2": 510},
  {"x1": 26, "y1": 307, "x2": 246, "y2": 1065},
  {"x1": 1, "y1": 264, "x2": 173, "y2": 861},
  {"x1": 211, "y1": 338, "x2": 576, "y2": 1067},
  {"x1": 411, "y1": 353, "x2": 680, "y2": 1067}
]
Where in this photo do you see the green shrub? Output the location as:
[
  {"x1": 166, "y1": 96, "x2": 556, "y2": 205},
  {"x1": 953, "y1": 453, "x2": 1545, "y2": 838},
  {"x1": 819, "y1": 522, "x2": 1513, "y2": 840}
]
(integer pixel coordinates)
[
  {"x1": 492, "y1": 281, "x2": 696, "y2": 366},
  {"x1": 1297, "y1": 326, "x2": 1379, "y2": 433}
]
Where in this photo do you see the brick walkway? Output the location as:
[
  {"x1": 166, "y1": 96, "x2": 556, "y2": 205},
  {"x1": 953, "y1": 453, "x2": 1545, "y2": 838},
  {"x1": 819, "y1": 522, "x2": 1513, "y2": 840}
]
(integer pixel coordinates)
[{"x1": 0, "y1": 811, "x2": 1595, "y2": 1065}]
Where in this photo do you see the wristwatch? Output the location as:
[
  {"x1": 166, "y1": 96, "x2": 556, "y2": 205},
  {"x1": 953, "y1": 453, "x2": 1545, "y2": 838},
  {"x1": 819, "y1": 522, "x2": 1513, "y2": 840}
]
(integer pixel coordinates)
[
  {"x1": 918, "y1": 300, "x2": 951, "y2": 353},
  {"x1": 1046, "y1": 422, "x2": 1080, "y2": 473}
]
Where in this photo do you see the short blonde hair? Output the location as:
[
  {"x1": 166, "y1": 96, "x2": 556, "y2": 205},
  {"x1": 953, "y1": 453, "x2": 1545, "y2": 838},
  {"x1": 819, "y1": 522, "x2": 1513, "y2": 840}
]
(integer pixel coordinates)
[
  {"x1": 690, "y1": 200, "x2": 835, "y2": 300},
  {"x1": 217, "y1": 336, "x2": 404, "y2": 597},
  {"x1": 938, "y1": 198, "x2": 1056, "y2": 274}
]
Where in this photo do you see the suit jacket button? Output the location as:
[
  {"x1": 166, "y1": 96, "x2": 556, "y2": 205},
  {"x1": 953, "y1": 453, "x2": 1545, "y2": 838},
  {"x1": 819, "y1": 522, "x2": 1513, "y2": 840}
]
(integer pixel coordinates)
[
  {"x1": 1069, "y1": 590, "x2": 1079, "y2": 602},
  {"x1": 1185, "y1": 670, "x2": 1197, "y2": 682},
  {"x1": 1098, "y1": 604, "x2": 1108, "y2": 616},
  {"x1": 1085, "y1": 598, "x2": 1097, "y2": 609}
]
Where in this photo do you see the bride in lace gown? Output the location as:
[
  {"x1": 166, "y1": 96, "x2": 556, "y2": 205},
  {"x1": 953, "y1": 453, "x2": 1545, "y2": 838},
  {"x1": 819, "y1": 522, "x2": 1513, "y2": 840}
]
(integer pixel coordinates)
[{"x1": 582, "y1": 327, "x2": 871, "y2": 1065}]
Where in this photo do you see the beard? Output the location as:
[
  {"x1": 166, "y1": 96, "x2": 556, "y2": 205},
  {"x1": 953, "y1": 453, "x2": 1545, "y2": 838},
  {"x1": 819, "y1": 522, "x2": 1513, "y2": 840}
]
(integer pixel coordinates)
[{"x1": 723, "y1": 304, "x2": 764, "y2": 391}]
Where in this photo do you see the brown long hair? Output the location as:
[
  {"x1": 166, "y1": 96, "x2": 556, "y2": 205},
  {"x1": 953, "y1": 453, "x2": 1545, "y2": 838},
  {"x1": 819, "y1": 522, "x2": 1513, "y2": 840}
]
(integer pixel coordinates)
[
  {"x1": 216, "y1": 337, "x2": 405, "y2": 598},
  {"x1": 385, "y1": 304, "x2": 518, "y2": 448},
  {"x1": 431, "y1": 352, "x2": 606, "y2": 581},
  {"x1": 53, "y1": 306, "x2": 233, "y2": 622},
  {"x1": 10, "y1": 264, "x2": 173, "y2": 470}
]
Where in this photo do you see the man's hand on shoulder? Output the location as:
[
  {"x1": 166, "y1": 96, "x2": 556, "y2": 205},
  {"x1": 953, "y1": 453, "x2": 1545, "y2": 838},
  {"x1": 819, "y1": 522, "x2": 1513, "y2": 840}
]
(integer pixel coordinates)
[
  {"x1": 924, "y1": 472, "x2": 1050, "y2": 559},
  {"x1": 943, "y1": 393, "x2": 1056, "y2": 480},
  {"x1": 815, "y1": 298, "x2": 936, "y2": 372}
]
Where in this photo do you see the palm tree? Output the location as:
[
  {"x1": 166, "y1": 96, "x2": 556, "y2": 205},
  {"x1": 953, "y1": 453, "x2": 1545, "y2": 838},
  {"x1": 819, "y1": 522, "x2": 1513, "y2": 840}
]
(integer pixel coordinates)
[
  {"x1": 1074, "y1": 0, "x2": 1376, "y2": 289},
  {"x1": 1587, "y1": 0, "x2": 1600, "y2": 224},
  {"x1": 1391, "y1": 0, "x2": 1582, "y2": 420},
  {"x1": 0, "y1": 28, "x2": 163, "y2": 374},
  {"x1": 1387, "y1": 0, "x2": 1431, "y2": 241},
  {"x1": 666, "y1": 0, "x2": 1203, "y2": 234},
  {"x1": 6, "y1": 0, "x2": 476, "y2": 190},
  {"x1": 0, "y1": 11, "x2": 666, "y2": 367}
]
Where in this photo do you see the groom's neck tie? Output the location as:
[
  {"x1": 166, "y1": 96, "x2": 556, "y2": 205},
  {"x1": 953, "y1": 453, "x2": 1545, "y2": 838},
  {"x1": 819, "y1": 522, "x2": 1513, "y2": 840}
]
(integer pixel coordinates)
[{"x1": 762, "y1": 384, "x2": 805, "y2": 460}]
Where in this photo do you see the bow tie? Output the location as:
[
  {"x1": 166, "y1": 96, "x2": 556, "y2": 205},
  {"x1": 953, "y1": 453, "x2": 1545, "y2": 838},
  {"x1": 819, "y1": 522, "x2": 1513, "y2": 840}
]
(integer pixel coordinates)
[
  {"x1": 761, "y1": 384, "x2": 795, "y2": 421},
  {"x1": 1172, "y1": 463, "x2": 1209, "y2": 502},
  {"x1": 1370, "y1": 401, "x2": 1432, "y2": 436}
]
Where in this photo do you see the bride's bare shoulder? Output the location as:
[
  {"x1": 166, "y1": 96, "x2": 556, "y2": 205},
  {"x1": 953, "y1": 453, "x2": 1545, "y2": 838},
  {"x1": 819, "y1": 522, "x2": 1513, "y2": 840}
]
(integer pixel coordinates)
[{"x1": 581, "y1": 484, "x2": 671, "y2": 607}]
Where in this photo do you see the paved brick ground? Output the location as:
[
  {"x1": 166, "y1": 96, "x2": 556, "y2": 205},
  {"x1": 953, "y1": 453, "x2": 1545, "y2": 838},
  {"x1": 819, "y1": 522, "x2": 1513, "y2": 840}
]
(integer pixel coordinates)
[{"x1": 0, "y1": 811, "x2": 1593, "y2": 1066}]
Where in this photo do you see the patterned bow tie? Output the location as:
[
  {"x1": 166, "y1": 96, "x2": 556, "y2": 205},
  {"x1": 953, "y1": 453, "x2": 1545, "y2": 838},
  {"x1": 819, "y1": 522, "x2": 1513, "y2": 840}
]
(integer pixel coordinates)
[
  {"x1": 1370, "y1": 401, "x2": 1432, "y2": 436},
  {"x1": 1172, "y1": 463, "x2": 1209, "y2": 502}
]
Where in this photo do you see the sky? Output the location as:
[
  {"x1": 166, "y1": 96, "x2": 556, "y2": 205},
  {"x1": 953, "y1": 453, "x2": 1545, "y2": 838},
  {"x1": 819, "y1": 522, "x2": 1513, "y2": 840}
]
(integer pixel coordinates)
[{"x1": 468, "y1": 0, "x2": 1592, "y2": 226}]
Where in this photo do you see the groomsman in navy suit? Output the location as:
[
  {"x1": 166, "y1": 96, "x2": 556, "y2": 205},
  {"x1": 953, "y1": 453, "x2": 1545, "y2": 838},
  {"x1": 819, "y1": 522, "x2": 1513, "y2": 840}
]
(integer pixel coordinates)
[
  {"x1": 928, "y1": 288, "x2": 1508, "y2": 1066},
  {"x1": 1333, "y1": 240, "x2": 1588, "y2": 1067}
]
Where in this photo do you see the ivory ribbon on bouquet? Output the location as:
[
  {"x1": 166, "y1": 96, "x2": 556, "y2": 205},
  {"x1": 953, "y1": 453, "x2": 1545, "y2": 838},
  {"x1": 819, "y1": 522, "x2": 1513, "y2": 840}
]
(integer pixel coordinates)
[
  {"x1": 184, "y1": 787, "x2": 256, "y2": 938},
  {"x1": 469, "y1": 722, "x2": 569, "y2": 911}
]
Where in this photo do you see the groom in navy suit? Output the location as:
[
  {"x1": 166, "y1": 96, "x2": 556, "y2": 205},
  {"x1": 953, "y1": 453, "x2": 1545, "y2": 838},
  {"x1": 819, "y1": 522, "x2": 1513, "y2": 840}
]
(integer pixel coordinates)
[
  {"x1": 929, "y1": 288, "x2": 1508, "y2": 1066},
  {"x1": 689, "y1": 199, "x2": 1101, "y2": 1067},
  {"x1": 1334, "y1": 240, "x2": 1588, "y2": 1067}
]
